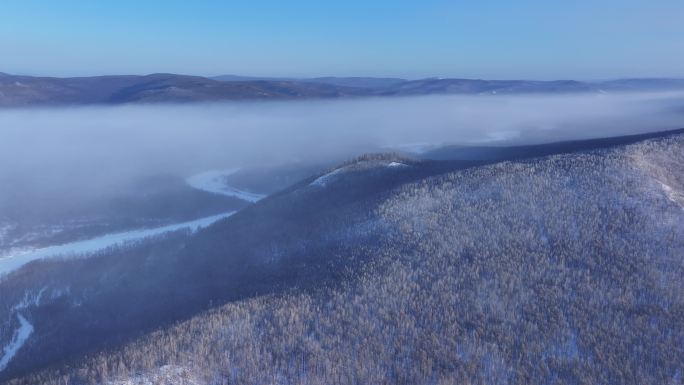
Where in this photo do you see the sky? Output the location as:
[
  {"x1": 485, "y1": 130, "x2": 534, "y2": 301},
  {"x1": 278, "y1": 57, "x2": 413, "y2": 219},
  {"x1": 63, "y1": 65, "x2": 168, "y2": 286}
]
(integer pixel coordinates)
[{"x1": 0, "y1": 0, "x2": 683, "y2": 79}]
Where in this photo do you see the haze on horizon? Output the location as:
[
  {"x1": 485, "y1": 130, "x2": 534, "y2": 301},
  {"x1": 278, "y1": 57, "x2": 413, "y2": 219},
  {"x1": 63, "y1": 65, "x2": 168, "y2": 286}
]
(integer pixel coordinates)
[
  {"x1": 1, "y1": 92, "x2": 683, "y2": 206},
  {"x1": 1, "y1": 0, "x2": 683, "y2": 80}
]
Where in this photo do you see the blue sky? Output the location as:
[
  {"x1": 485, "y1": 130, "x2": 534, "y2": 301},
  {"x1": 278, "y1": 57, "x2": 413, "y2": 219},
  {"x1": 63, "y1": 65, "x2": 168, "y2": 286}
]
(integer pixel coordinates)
[{"x1": 1, "y1": 0, "x2": 682, "y2": 79}]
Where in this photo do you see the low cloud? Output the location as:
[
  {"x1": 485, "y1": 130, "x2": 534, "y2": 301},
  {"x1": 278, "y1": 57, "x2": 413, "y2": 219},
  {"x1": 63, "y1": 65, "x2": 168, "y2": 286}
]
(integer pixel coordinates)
[{"x1": 0, "y1": 92, "x2": 683, "y2": 206}]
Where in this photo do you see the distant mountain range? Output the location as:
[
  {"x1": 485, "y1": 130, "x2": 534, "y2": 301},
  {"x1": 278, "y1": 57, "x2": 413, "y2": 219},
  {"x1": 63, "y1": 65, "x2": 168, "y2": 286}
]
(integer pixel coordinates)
[{"x1": 1, "y1": 72, "x2": 684, "y2": 106}]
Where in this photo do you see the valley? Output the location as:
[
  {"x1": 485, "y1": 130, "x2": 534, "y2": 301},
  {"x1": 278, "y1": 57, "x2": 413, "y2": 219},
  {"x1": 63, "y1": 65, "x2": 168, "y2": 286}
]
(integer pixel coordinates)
[
  {"x1": 0, "y1": 129, "x2": 682, "y2": 384},
  {"x1": 3, "y1": 1, "x2": 684, "y2": 383}
]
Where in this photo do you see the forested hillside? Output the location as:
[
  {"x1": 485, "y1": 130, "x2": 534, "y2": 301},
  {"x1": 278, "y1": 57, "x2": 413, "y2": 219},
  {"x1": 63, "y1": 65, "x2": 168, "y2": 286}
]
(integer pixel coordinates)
[{"x1": 8, "y1": 133, "x2": 683, "y2": 385}]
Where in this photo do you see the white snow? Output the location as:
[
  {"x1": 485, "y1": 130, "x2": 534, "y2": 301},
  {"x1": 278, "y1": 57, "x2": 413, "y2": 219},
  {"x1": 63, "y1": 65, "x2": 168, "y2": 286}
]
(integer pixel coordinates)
[
  {"x1": 12, "y1": 287, "x2": 48, "y2": 311},
  {"x1": 186, "y1": 169, "x2": 265, "y2": 202},
  {"x1": 0, "y1": 212, "x2": 235, "y2": 278},
  {"x1": 311, "y1": 162, "x2": 407, "y2": 187},
  {"x1": 310, "y1": 168, "x2": 344, "y2": 187},
  {"x1": 658, "y1": 180, "x2": 684, "y2": 210},
  {"x1": 0, "y1": 314, "x2": 34, "y2": 372},
  {"x1": 106, "y1": 365, "x2": 202, "y2": 385}
]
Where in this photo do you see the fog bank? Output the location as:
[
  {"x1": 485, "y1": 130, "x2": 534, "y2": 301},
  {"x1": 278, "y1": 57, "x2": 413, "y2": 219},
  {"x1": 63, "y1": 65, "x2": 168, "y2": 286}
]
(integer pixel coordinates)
[{"x1": 1, "y1": 92, "x2": 683, "y2": 206}]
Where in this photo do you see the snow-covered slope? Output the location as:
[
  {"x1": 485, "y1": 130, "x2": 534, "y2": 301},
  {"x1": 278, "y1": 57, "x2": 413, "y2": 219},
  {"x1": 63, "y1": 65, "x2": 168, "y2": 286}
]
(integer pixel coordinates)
[
  {"x1": 5, "y1": 131, "x2": 684, "y2": 385},
  {"x1": 22, "y1": 133, "x2": 682, "y2": 385},
  {"x1": 309, "y1": 167, "x2": 346, "y2": 187}
]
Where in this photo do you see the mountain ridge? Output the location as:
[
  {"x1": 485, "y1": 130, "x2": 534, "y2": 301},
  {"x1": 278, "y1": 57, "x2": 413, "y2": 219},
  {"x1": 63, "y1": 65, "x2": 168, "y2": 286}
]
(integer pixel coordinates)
[
  {"x1": 2, "y1": 72, "x2": 684, "y2": 107},
  {"x1": 3, "y1": 128, "x2": 683, "y2": 384}
]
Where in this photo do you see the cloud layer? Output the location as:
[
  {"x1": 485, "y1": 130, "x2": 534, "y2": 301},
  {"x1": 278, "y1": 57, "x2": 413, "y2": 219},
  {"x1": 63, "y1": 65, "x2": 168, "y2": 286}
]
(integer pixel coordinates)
[{"x1": 0, "y1": 92, "x2": 683, "y2": 205}]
